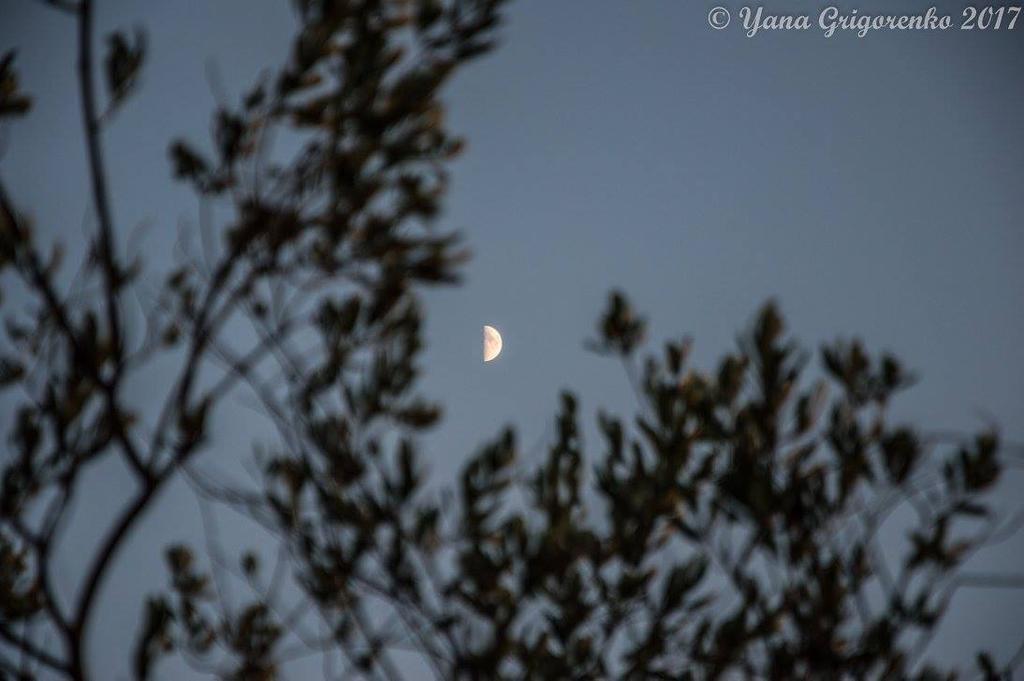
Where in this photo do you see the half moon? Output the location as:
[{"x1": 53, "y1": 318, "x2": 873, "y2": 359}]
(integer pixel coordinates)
[{"x1": 483, "y1": 325, "x2": 503, "y2": 362}]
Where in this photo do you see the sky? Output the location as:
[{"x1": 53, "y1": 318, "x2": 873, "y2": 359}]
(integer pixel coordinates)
[{"x1": 2, "y1": 0, "x2": 1023, "y2": 677}]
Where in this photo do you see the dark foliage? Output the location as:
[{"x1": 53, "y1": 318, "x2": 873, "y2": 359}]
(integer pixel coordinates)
[{"x1": 1, "y1": 1, "x2": 1022, "y2": 679}]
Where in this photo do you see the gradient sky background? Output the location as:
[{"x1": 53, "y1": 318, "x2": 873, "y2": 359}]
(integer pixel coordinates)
[{"x1": 2, "y1": 0, "x2": 1023, "y2": 677}]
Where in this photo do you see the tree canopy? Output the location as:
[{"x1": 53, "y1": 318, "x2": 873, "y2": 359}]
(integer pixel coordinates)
[{"x1": 1, "y1": 1, "x2": 1022, "y2": 679}]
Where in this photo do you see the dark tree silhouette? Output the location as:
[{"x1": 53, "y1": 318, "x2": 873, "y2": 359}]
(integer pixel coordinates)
[{"x1": 2, "y1": 1, "x2": 1023, "y2": 679}]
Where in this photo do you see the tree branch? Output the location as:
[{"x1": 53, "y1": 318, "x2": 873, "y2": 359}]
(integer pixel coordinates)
[
  {"x1": 76, "y1": 0, "x2": 123, "y2": 367},
  {"x1": 0, "y1": 622, "x2": 70, "y2": 675},
  {"x1": 69, "y1": 477, "x2": 161, "y2": 678}
]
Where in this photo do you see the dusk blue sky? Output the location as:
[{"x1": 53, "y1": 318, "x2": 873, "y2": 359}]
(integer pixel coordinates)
[{"x1": 2, "y1": 0, "x2": 1022, "y2": 677}]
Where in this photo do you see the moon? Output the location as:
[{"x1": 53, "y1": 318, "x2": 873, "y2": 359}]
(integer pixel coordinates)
[{"x1": 483, "y1": 325, "x2": 503, "y2": 362}]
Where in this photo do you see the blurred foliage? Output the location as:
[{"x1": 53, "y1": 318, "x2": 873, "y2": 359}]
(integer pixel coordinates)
[
  {"x1": 1, "y1": 0, "x2": 1022, "y2": 679},
  {"x1": 0, "y1": 52, "x2": 32, "y2": 119}
]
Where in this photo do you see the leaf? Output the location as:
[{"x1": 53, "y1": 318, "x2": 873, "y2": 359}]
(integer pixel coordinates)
[
  {"x1": 215, "y1": 109, "x2": 246, "y2": 164},
  {"x1": 881, "y1": 428, "x2": 919, "y2": 484},
  {"x1": 241, "y1": 552, "x2": 260, "y2": 577},
  {"x1": 105, "y1": 28, "x2": 146, "y2": 110},
  {"x1": 0, "y1": 355, "x2": 24, "y2": 387},
  {"x1": 133, "y1": 597, "x2": 174, "y2": 681},
  {"x1": 976, "y1": 651, "x2": 999, "y2": 680},
  {"x1": 416, "y1": 0, "x2": 444, "y2": 29},
  {"x1": 168, "y1": 140, "x2": 210, "y2": 186},
  {"x1": 394, "y1": 402, "x2": 441, "y2": 429},
  {"x1": 0, "y1": 50, "x2": 32, "y2": 118},
  {"x1": 592, "y1": 290, "x2": 645, "y2": 356},
  {"x1": 662, "y1": 556, "x2": 709, "y2": 612}
]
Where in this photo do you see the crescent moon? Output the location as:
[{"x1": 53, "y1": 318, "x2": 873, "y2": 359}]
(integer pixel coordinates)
[{"x1": 483, "y1": 325, "x2": 503, "y2": 362}]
